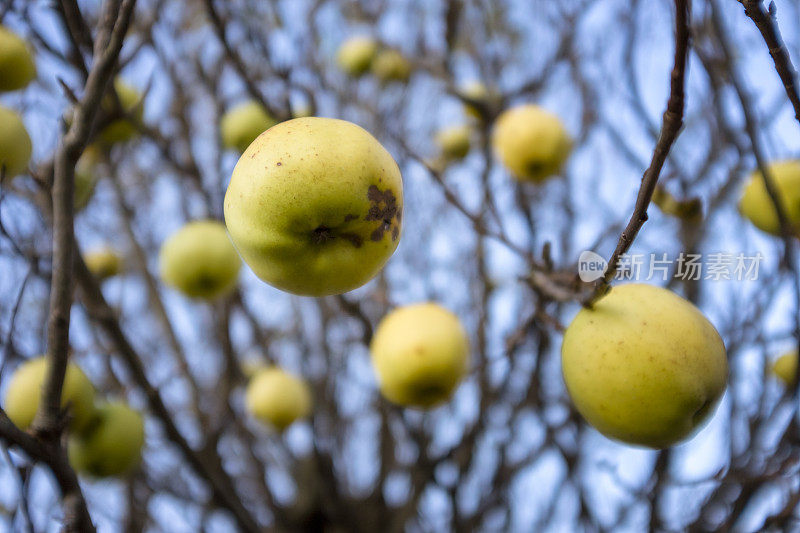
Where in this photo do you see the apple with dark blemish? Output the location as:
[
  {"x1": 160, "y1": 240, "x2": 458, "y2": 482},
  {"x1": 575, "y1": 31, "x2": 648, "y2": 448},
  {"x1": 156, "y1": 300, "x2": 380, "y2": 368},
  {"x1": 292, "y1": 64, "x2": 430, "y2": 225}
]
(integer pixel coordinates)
[{"x1": 224, "y1": 117, "x2": 403, "y2": 296}]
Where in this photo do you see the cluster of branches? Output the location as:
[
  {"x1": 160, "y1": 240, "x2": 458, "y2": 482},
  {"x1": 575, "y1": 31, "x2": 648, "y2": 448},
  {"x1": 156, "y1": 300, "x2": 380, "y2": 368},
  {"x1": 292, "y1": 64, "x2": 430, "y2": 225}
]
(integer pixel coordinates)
[{"x1": 0, "y1": 0, "x2": 799, "y2": 531}]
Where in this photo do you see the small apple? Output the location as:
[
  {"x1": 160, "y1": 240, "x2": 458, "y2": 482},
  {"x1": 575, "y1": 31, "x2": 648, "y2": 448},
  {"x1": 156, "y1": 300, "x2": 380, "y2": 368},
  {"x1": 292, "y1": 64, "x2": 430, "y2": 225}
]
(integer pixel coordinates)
[
  {"x1": 0, "y1": 105, "x2": 31, "y2": 180},
  {"x1": 224, "y1": 117, "x2": 403, "y2": 296},
  {"x1": 83, "y1": 247, "x2": 123, "y2": 281},
  {"x1": 0, "y1": 26, "x2": 36, "y2": 92},
  {"x1": 371, "y1": 49, "x2": 411, "y2": 83},
  {"x1": 3, "y1": 356, "x2": 96, "y2": 432},
  {"x1": 491, "y1": 104, "x2": 572, "y2": 182},
  {"x1": 336, "y1": 36, "x2": 378, "y2": 76},
  {"x1": 220, "y1": 100, "x2": 278, "y2": 153},
  {"x1": 739, "y1": 160, "x2": 800, "y2": 237},
  {"x1": 370, "y1": 303, "x2": 470, "y2": 408},
  {"x1": 159, "y1": 220, "x2": 241, "y2": 299},
  {"x1": 245, "y1": 367, "x2": 312, "y2": 431},
  {"x1": 96, "y1": 78, "x2": 143, "y2": 146},
  {"x1": 457, "y1": 81, "x2": 499, "y2": 121},
  {"x1": 69, "y1": 401, "x2": 145, "y2": 478},
  {"x1": 435, "y1": 125, "x2": 472, "y2": 161},
  {"x1": 771, "y1": 350, "x2": 798, "y2": 387},
  {"x1": 561, "y1": 283, "x2": 728, "y2": 448},
  {"x1": 74, "y1": 147, "x2": 100, "y2": 211}
]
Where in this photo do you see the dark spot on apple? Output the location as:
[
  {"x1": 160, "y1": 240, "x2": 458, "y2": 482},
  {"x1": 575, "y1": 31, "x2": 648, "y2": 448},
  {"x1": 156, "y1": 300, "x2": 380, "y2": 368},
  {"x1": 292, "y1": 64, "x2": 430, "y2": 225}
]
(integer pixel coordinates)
[
  {"x1": 312, "y1": 225, "x2": 333, "y2": 244},
  {"x1": 365, "y1": 185, "x2": 401, "y2": 242},
  {"x1": 526, "y1": 160, "x2": 545, "y2": 177},
  {"x1": 340, "y1": 233, "x2": 363, "y2": 248},
  {"x1": 276, "y1": 162, "x2": 282, "y2": 166},
  {"x1": 344, "y1": 214, "x2": 358, "y2": 222}
]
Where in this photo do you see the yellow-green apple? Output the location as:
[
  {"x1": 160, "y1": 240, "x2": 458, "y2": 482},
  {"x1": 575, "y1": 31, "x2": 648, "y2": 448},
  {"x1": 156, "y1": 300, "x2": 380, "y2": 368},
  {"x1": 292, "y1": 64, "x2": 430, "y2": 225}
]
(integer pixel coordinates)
[
  {"x1": 0, "y1": 105, "x2": 31, "y2": 180},
  {"x1": 0, "y1": 26, "x2": 36, "y2": 92},
  {"x1": 83, "y1": 247, "x2": 123, "y2": 281},
  {"x1": 159, "y1": 220, "x2": 241, "y2": 299},
  {"x1": 336, "y1": 36, "x2": 378, "y2": 76},
  {"x1": 96, "y1": 78, "x2": 143, "y2": 145},
  {"x1": 370, "y1": 303, "x2": 470, "y2": 408},
  {"x1": 371, "y1": 49, "x2": 411, "y2": 83},
  {"x1": 435, "y1": 125, "x2": 472, "y2": 161},
  {"x1": 771, "y1": 350, "x2": 798, "y2": 387},
  {"x1": 220, "y1": 100, "x2": 278, "y2": 153},
  {"x1": 3, "y1": 356, "x2": 96, "y2": 432},
  {"x1": 491, "y1": 104, "x2": 572, "y2": 182},
  {"x1": 245, "y1": 367, "x2": 312, "y2": 431},
  {"x1": 69, "y1": 401, "x2": 145, "y2": 477},
  {"x1": 739, "y1": 160, "x2": 800, "y2": 237},
  {"x1": 74, "y1": 147, "x2": 100, "y2": 211},
  {"x1": 224, "y1": 117, "x2": 403, "y2": 296},
  {"x1": 458, "y1": 81, "x2": 499, "y2": 121},
  {"x1": 561, "y1": 283, "x2": 728, "y2": 448}
]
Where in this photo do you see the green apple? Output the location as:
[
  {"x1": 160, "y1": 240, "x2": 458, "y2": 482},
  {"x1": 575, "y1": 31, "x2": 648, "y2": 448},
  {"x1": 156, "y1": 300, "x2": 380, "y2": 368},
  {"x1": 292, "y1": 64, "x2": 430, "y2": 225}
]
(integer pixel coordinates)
[
  {"x1": 74, "y1": 147, "x2": 100, "y2": 211},
  {"x1": 739, "y1": 160, "x2": 800, "y2": 237},
  {"x1": 69, "y1": 401, "x2": 145, "y2": 478},
  {"x1": 245, "y1": 367, "x2": 312, "y2": 431},
  {"x1": 771, "y1": 350, "x2": 798, "y2": 387},
  {"x1": 458, "y1": 81, "x2": 499, "y2": 121},
  {"x1": 159, "y1": 220, "x2": 241, "y2": 299},
  {"x1": 83, "y1": 247, "x2": 123, "y2": 281},
  {"x1": 3, "y1": 356, "x2": 96, "y2": 432},
  {"x1": 491, "y1": 104, "x2": 572, "y2": 182},
  {"x1": 435, "y1": 125, "x2": 472, "y2": 161},
  {"x1": 370, "y1": 303, "x2": 470, "y2": 408},
  {"x1": 0, "y1": 26, "x2": 36, "y2": 92},
  {"x1": 96, "y1": 78, "x2": 143, "y2": 146},
  {"x1": 336, "y1": 36, "x2": 378, "y2": 76},
  {"x1": 220, "y1": 100, "x2": 278, "y2": 153},
  {"x1": 0, "y1": 105, "x2": 31, "y2": 180},
  {"x1": 371, "y1": 49, "x2": 411, "y2": 83},
  {"x1": 224, "y1": 117, "x2": 403, "y2": 296},
  {"x1": 561, "y1": 283, "x2": 728, "y2": 448}
]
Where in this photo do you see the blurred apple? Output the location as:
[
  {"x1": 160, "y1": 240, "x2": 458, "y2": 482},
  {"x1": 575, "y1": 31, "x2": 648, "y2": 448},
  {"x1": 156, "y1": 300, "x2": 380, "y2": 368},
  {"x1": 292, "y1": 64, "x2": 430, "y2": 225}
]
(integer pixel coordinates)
[
  {"x1": 739, "y1": 160, "x2": 800, "y2": 237},
  {"x1": 0, "y1": 105, "x2": 31, "y2": 180},
  {"x1": 492, "y1": 104, "x2": 572, "y2": 182},
  {"x1": 224, "y1": 117, "x2": 403, "y2": 296},
  {"x1": 159, "y1": 220, "x2": 241, "y2": 299},
  {"x1": 370, "y1": 303, "x2": 470, "y2": 408},
  {"x1": 336, "y1": 36, "x2": 378, "y2": 76},
  {"x1": 69, "y1": 401, "x2": 145, "y2": 478},
  {"x1": 83, "y1": 246, "x2": 123, "y2": 281},
  {"x1": 3, "y1": 356, "x2": 96, "y2": 432},
  {"x1": 245, "y1": 367, "x2": 312, "y2": 431},
  {"x1": 220, "y1": 100, "x2": 277, "y2": 153},
  {"x1": 0, "y1": 26, "x2": 36, "y2": 92},
  {"x1": 458, "y1": 81, "x2": 499, "y2": 121},
  {"x1": 435, "y1": 125, "x2": 472, "y2": 161},
  {"x1": 561, "y1": 284, "x2": 728, "y2": 448},
  {"x1": 771, "y1": 350, "x2": 798, "y2": 387},
  {"x1": 96, "y1": 78, "x2": 143, "y2": 146},
  {"x1": 74, "y1": 147, "x2": 100, "y2": 211},
  {"x1": 371, "y1": 49, "x2": 411, "y2": 83}
]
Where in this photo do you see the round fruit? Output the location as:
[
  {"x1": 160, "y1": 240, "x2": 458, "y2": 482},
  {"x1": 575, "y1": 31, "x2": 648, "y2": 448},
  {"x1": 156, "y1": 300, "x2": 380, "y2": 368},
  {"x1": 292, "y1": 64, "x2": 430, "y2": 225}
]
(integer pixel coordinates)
[
  {"x1": 739, "y1": 160, "x2": 800, "y2": 237},
  {"x1": 336, "y1": 36, "x2": 378, "y2": 76},
  {"x1": 220, "y1": 100, "x2": 278, "y2": 154},
  {"x1": 561, "y1": 283, "x2": 728, "y2": 448},
  {"x1": 371, "y1": 49, "x2": 411, "y2": 83},
  {"x1": 0, "y1": 105, "x2": 32, "y2": 180},
  {"x1": 245, "y1": 367, "x2": 312, "y2": 431},
  {"x1": 771, "y1": 350, "x2": 798, "y2": 387},
  {"x1": 0, "y1": 26, "x2": 36, "y2": 92},
  {"x1": 159, "y1": 220, "x2": 241, "y2": 299},
  {"x1": 435, "y1": 125, "x2": 472, "y2": 160},
  {"x1": 97, "y1": 79, "x2": 142, "y2": 145},
  {"x1": 69, "y1": 401, "x2": 145, "y2": 478},
  {"x1": 370, "y1": 303, "x2": 470, "y2": 408},
  {"x1": 491, "y1": 104, "x2": 571, "y2": 182},
  {"x1": 224, "y1": 117, "x2": 403, "y2": 296},
  {"x1": 3, "y1": 356, "x2": 96, "y2": 432},
  {"x1": 84, "y1": 247, "x2": 123, "y2": 281}
]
